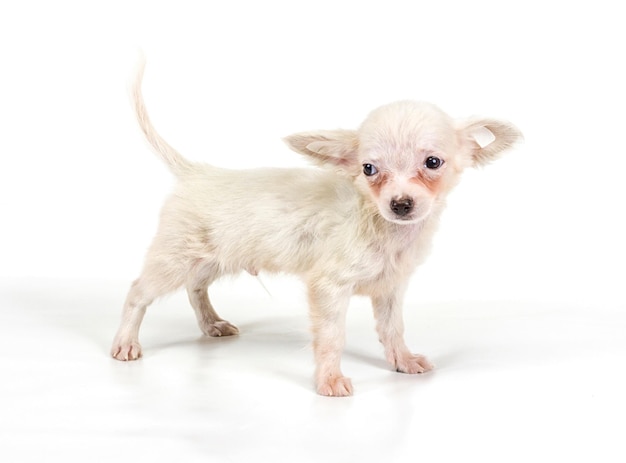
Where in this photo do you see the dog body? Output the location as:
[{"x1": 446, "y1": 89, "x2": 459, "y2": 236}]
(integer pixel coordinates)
[{"x1": 111, "y1": 59, "x2": 522, "y2": 396}]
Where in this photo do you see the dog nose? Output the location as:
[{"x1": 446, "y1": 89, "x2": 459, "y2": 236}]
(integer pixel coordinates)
[{"x1": 390, "y1": 197, "x2": 414, "y2": 217}]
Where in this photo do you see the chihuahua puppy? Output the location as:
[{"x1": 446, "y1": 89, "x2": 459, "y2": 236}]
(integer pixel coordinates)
[{"x1": 111, "y1": 58, "x2": 522, "y2": 396}]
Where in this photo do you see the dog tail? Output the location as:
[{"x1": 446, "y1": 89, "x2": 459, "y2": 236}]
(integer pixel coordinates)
[{"x1": 130, "y1": 54, "x2": 192, "y2": 176}]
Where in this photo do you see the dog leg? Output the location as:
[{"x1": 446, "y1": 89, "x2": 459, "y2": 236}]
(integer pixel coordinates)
[
  {"x1": 186, "y1": 264, "x2": 239, "y2": 337},
  {"x1": 110, "y1": 280, "x2": 150, "y2": 361},
  {"x1": 111, "y1": 271, "x2": 180, "y2": 361},
  {"x1": 372, "y1": 292, "x2": 433, "y2": 374},
  {"x1": 111, "y1": 240, "x2": 187, "y2": 361},
  {"x1": 308, "y1": 278, "x2": 353, "y2": 397}
]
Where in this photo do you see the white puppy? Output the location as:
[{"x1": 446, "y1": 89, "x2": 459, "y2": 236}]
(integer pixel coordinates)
[{"x1": 111, "y1": 58, "x2": 522, "y2": 396}]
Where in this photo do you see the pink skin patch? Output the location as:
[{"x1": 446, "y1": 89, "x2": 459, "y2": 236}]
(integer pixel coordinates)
[
  {"x1": 409, "y1": 171, "x2": 444, "y2": 196},
  {"x1": 364, "y1": 170, "x2": 441, "y2": 224}
]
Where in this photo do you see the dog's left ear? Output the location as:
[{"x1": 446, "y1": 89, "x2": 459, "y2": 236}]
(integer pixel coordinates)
[
  {"x1": 457, "y1": 118, "x2": 523, "y2": 167},
  {"x1": 283, "y1": 130, "x2": 360, "y2": 174}
]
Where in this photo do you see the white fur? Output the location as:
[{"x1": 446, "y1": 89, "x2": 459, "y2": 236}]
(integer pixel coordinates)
[{"x1": 111, "y1": 57, "x2": 523, "y2": 396}]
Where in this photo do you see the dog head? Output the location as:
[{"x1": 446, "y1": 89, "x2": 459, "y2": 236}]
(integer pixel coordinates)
[{"x1": 284, "y1": 101, "x2": 522, "y2": 225}]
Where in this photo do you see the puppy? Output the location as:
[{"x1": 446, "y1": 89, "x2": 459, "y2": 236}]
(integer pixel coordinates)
[{"x1": 111, "y1": 58, "x2": 522, "y2": 396}]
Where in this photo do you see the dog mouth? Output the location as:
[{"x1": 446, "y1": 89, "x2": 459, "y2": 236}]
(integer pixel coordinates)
[
  {"x1": 379, "y1": 209, "x2": 425, "y2": 225},
  {"x1": 388, "y1": 214, "x2": 423, "y2": 225},
  {"x1": 373, "y1": 195, "x2": 432, "y2": 225},
  {"x1": 383, "y1": 200, "x2": 432, "y2": 225}
]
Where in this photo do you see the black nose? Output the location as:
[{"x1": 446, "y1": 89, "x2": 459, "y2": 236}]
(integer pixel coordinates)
[{"x1": 390, "y1": 198, "x2": 414, "y2": 217}]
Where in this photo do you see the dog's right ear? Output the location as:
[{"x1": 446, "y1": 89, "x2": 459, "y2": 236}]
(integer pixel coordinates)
[{"x1": 283, "y1": 130, "x2": 360, "y2": 175}]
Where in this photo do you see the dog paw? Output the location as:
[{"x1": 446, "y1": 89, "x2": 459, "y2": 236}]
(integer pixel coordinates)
[
  {"x1": 316, "y1": 376, "x2": 354, "y2": 397},
  {"x1": 111, "y1": 340, "x2": 143, "y2": 361},
  {"x1": 201, "y1": 320, "x2": 240, "y2": 337},
  {"x1": 395, "y1": 353, "x2": 434, "y2": 374}
]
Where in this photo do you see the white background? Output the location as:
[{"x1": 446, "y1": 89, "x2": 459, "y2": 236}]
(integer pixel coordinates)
[
  {"x1": 1, "y1": 0, "x2": 624, "y2": 303},
  {"x1": 1, "y1": 1, "x2": 624, "y2": 462}
]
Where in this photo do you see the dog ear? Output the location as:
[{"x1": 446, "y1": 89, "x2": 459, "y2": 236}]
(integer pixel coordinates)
[
  {"x1": 458, "y1": 118, "x2": 523, "y2": 167},
  {"x1": 283, "y1": 130, "x2": 360, "y2": 174}
]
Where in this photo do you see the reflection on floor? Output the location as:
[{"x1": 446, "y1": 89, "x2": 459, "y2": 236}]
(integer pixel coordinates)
[{"x1": 1, "y1": 278, "x2": 624, "y2": 463}]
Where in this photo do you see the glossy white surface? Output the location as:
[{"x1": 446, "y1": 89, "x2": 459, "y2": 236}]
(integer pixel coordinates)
[{"x1": 1, "y1": 278, "x2": 624, "y2": 462}]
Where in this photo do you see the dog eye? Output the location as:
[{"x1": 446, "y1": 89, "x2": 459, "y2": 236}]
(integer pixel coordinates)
[
  {"x1": 363, "y1": 163, "x2": 379, "y2": 176},
  {"x1": 425, "y1": 156, "x2": 444, "y2": 170}
]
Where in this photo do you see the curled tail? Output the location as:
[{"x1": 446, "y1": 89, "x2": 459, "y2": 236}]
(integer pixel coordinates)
[{"x1": 131, "y1": 55, "x2": 193, "y2": 176}]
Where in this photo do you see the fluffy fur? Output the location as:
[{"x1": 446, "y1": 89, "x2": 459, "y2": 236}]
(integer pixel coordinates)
[{"x1": 111, "y1": 58, "x2": 522, "y2": 396}]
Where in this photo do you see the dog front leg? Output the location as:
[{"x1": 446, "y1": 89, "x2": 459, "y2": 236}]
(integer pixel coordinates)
[
  {"x1": 372, "y1": 291, "x2": 434, "y2": 374},
  {"x1": 308, "y1": 278, "x2": 353, "y2": 397}
]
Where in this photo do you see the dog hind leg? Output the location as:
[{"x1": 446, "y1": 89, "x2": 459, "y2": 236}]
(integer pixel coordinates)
[
  {"x1": 186, "y1": 261, "x2": 239, "y2": 337},
  {"x1": 111, "y1": 264, "x2": 184, "y2": 361}
]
